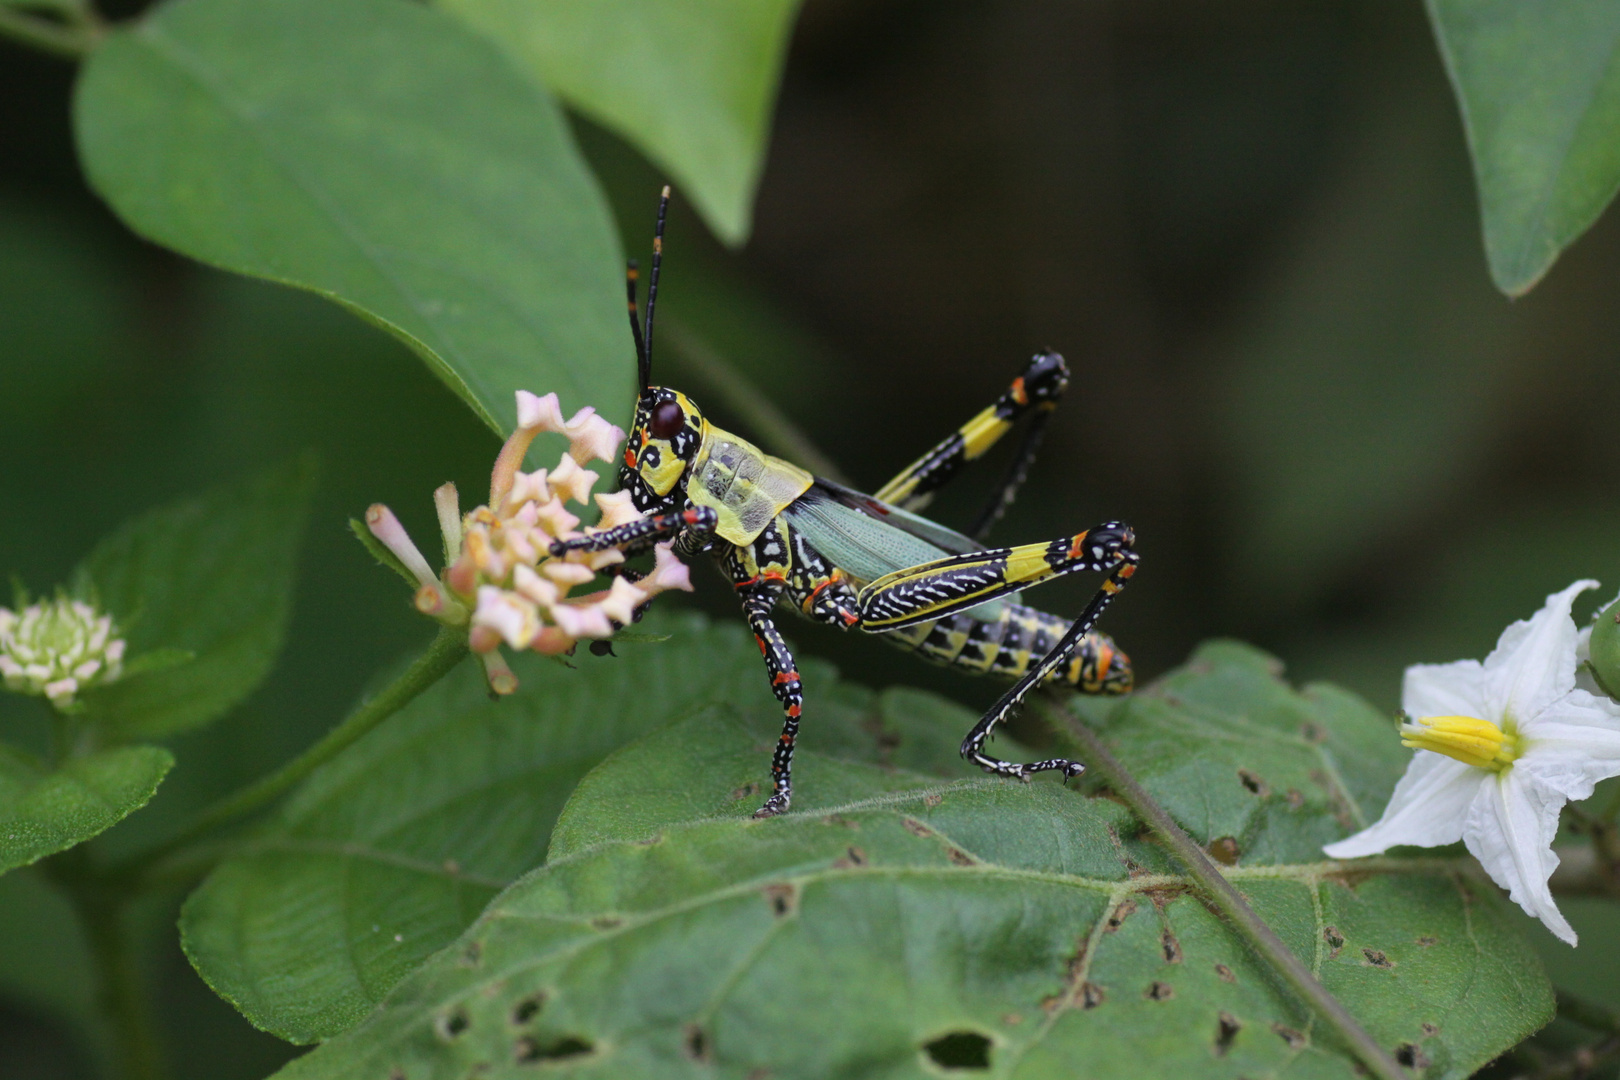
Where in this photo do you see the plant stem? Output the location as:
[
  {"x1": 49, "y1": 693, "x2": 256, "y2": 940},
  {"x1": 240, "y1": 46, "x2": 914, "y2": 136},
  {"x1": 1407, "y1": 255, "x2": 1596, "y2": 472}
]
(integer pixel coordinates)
[
  {"x1": 122, "y1": 626, "x2": 467, "y2": 878},
  {"x1": 1044, "y1": 698, "x2": 1411, "y2": 1080},
  {"x1": 660, "y1": 316, "x2": 850, "y2": 485},
  {"x1": 0, "y1": 4, "x2": 98, "y2": 58}
]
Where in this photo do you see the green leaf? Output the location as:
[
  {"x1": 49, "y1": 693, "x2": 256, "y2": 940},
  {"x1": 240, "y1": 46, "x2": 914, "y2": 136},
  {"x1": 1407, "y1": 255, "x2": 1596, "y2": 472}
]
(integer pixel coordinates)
[
  {"x1": 73, "y1": 0, "x2": 633, "y2": 435},
  {"x1": 0, "y1": 744, "x2": 173, "y2": 874},
  {"x1": 181, "y1": 613, "x2": 983, "y2": 1043},
  {"x1": 76, "y1": 457, "x2": 315, "y2": 738},
  {"x1": 437, "y1": 0, "x2": 801, "y2": 247},
  {"x1": 1428, "y1": 0, "x2": 1620, "y2": 294},
  {"x1": 270, "y1": 648, "x2": 1550, "y2": 1080}
]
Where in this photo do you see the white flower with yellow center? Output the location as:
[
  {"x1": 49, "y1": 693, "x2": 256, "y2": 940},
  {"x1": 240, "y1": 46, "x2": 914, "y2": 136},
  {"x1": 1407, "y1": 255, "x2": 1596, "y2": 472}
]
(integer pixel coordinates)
[
  {"x1": 1324, "y1": 580, "x2": 1620, "y2": 945},
  {"x1": 0, "y1": 597, "x2": 127, "y2": 709}
]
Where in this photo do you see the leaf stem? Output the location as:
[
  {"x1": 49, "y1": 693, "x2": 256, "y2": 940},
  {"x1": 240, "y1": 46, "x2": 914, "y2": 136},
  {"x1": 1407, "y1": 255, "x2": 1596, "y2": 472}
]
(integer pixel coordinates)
[
  {"x1": 1045, "y1": 697, "x2": 1411, "y2": 1080},
  {"x1": 121, "y1": 626, "x2": 467, "y2": 878},
  {"x1": 0, "y1": 4, "x2": 99, "y2": 59},
  {"x1": 659, "y1": 316, "x2": 850, "y2": 485}
]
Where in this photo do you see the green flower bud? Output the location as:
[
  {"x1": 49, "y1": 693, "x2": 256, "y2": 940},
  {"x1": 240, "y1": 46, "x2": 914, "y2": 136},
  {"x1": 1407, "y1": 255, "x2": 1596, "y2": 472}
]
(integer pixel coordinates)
[{"x1": 1586, "y1": 598, "x2": 1620, "y2": 700}]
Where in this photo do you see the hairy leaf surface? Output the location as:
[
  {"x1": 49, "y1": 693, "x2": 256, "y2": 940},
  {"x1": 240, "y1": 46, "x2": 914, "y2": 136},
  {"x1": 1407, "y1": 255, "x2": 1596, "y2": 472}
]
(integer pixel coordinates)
[
  {"x1": 181, "y1": 614, "x2": 995, "y2": 1043},
  {"x1": 272, "y1": 645, "x2": 1551, "y2": 1079},
  {"x1": 74, "y1": 0, "x2": 632, "y2": 433},
  {"x1": 437, "y1": 0, "x2": 801, "y2": 246},
  {"x1": 0, "y1": 744, "x2": 172, "y2": 874},
  {"x1": 76, "y1": 457, "x2": 314, "y2": 738},
  {"x1": 1428, "y1": 0, "x2": 1620, "y2": 294}
]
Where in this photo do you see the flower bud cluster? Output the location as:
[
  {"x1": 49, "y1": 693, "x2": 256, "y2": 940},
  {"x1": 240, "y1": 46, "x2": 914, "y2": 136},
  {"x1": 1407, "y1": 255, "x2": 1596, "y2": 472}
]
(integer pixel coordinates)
[
  {"x1": 367, "y1": 391, "x2": 692, "y2": 694},
  {"x1": 0, "y1": 597, "x2": 126, "y2": 709}
]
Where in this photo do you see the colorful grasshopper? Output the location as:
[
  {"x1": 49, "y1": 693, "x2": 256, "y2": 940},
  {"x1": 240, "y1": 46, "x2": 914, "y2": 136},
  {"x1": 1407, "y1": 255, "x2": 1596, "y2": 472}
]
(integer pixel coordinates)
[{"x1": 555, "y1": 190, "x2": 1139, "y2": 817}]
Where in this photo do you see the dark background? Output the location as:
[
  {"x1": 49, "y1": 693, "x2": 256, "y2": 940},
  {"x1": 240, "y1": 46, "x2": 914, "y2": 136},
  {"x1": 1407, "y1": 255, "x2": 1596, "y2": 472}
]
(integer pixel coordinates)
[{"x1": 5, "y1": 1, "x2": 1620, "y2": 1076}]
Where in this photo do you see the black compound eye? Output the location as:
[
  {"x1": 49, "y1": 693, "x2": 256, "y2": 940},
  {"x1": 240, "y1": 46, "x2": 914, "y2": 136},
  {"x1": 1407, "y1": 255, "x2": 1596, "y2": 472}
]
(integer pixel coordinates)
[{"x1": 649, "y1": 400, "x2": 685, "y2": 439}]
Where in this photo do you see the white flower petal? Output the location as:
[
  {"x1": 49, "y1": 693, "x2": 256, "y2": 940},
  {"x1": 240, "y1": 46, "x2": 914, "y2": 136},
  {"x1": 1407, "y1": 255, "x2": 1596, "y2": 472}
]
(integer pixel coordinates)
[
  {"x1": 1402, "y1": 658, "x2": 1488, "y2": 720},
  {"x1": 1515, "y1": 692, "x2": 1620, "y2": 802},
  {"x1": 1463, "y1": 768, "x2": 1575, "y2": 945},
  {"x1": 1483, "y1": 579, "x2": 1598, "y2": 726},
  {"x1": 515, "y1": 391, "x2": 566, "y2": 433},
  {"x1": 1322, "y1": 751, "x2": 1482, "y2": 857}
]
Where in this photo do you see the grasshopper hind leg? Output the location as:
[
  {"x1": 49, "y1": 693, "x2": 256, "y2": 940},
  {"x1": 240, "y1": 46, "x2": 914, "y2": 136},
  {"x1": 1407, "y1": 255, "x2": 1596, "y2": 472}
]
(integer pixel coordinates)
[{"x1": 958, "y1": 554, "x2": 1139, "y2": 782}]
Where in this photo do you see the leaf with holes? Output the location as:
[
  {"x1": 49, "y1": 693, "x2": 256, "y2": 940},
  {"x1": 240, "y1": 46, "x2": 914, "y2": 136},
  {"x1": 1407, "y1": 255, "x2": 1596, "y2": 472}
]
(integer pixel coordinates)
[
  {"x1": 435, "y1": 0, "x2": 802, "y2": 246},
  {"x1": 74, "y1": 0, "x2": 632, "y2": 435},
  {"x1": 0, "y1": 744, "x2": 173, "y2": 875},
  {"x1": 180, "y1": 613, "x2": 996, "y2": 1044},
  {"x1": 1427, "y1": 0, "x2": 1620, "y2": 295},
  {"x1": 271, "y1": 645, "x2": 1551, "y2": 1080},
  {"x1": 74, "y1": 456, "x2": 314, "y2": 738}
]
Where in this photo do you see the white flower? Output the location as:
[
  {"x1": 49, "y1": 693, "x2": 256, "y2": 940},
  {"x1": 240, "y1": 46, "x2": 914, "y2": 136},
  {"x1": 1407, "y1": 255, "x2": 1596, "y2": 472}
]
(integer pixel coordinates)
[
  {"x1": 0, "y1": 597, "x2": 127, "y2": 709},
  {"x1": 1324, "y1": 580, "x2": 1620, "y2": 945}
]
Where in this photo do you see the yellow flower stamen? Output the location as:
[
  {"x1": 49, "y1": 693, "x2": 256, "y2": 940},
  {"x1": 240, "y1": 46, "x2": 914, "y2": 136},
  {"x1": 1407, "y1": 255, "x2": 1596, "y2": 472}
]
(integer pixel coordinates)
[{"x1": 1399, "y1": 715, "x2": 1520, "y2": 771}]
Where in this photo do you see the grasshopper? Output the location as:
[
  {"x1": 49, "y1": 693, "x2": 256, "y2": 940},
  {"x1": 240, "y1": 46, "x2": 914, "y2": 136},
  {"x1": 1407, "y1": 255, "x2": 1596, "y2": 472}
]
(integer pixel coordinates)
[{"x1": 555, "y1": 190, "x2": 1138, "y2": 817}]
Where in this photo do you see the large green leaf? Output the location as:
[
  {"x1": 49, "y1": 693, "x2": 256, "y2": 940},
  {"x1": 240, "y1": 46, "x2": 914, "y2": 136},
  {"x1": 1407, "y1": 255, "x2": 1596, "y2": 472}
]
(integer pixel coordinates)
[
  {"x1": 271, "y1": 645, "x2": 1550, "y2": 1079},
  {"x1": 73, "y1": 0, "x2": 633, "y2": 435},
  {"x1": 76, "y1": 457, "x2": 314, "y2": 738},
  {"x1": 438, "y1": 0, "x2": 801, "y2": 246},
  {"x1": 0, "y1": 744, "x2": 173, "y2": 874},
  {"x1": 181, "y1": 614, "x2": 995, "y2": 1043},
  {"x1": 1428, "y1": 0, "x2": 1620, "y2": 295}
]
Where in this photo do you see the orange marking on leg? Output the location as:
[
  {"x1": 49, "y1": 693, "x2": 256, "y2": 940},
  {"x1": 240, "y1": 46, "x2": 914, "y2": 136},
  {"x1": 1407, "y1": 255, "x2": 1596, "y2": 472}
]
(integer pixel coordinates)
[
  {"x1": 773, "y1": 670, "x2": 800, "y2": 686},
  {"x1": 1010, "y1": 376, "x2": 1028, "y2": 406},
  {"x1": 1067, "y1": 530, "x2": 1091, "y2": 560},
  {"x1": 786, "y1": 704, "x2": 801, "y2": 718},
  {"x1": 623, "y1": 448, "x2": 637, "y2": 469},
  {"x1": 755, "y1": 635, "x2": 768, "y2": 656}
]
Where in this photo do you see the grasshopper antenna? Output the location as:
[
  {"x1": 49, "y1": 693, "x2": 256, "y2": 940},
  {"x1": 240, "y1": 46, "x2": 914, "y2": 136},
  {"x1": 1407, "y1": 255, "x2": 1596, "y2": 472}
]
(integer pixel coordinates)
[
  {"x1": 642, "y1": 185, "x2": 671, "y2": 379},
  {"x1": 627, "y1": 259, "x2": 650, "y2": 392}
]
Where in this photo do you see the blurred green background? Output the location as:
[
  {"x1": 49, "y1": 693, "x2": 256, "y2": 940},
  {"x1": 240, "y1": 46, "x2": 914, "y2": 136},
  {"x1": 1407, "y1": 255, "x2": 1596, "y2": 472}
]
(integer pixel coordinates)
[{"x1": 4, "y1": 0, "x2": 1620, "y2": 1075}]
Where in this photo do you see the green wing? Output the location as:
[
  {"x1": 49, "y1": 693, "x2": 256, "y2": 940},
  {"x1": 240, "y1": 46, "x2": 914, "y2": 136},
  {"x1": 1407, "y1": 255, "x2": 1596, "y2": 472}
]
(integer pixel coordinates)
[{"x1": 781, "y1": 479, "x2": 1016, "y2": 618}]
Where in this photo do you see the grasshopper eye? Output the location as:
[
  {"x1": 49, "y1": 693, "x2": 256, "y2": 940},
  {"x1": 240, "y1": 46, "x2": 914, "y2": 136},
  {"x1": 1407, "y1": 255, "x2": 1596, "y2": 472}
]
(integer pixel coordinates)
[{"x1": 650, "y1": 400, "x2": 685, "y2": 439}]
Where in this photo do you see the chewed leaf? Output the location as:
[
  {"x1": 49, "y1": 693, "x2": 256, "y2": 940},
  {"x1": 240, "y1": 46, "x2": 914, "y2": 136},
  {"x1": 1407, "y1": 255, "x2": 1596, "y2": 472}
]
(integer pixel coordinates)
[
  {"x1": 74, "y1": 0, "x2": 633, "y2": 434},
  {"x1": 271, "y1": 697, "x2": 1548, "y2": 1079},
  {"x1": 181, "y1": 613, "x2": 986, "y2": 1044},
  {"x1": 0, "y1": 744, "x2": 173, "y2": 875}
]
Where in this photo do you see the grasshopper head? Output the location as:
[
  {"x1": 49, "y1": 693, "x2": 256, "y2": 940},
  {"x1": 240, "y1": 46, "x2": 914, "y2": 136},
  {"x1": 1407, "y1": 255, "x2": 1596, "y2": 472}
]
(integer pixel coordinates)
[{"x1": 619, "y1": 387, "x2": 705, "y2": 513}]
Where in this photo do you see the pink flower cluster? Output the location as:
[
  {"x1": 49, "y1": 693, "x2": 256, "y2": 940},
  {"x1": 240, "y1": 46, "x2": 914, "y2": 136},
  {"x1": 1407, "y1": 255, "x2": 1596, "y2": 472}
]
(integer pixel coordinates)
[{"x1": 366, "y1": 391, "x2": 691, "y2": 694}]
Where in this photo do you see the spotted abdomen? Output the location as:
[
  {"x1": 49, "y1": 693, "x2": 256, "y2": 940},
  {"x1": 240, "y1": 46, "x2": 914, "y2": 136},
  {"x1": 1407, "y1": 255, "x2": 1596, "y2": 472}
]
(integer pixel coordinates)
[{"x1": 882, "y1": 603, "x2": 1132, "y2": 694}]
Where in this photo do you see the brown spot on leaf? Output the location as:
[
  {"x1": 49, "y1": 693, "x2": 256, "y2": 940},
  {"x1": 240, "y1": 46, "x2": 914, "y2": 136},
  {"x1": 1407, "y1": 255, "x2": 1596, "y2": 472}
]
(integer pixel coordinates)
[
  {"x1": 1081, "y1": 982, "x2": 1105, "y2": 1009},
  {"x1": 1215, "y1": 1012, "x2": 1241, "y2": 1056},
  {"x1": 1286, "y1": 789, "x2": 1305, "y2": 809},
  {"x1": 832, "y1": 846, "x2": 868, "y2": 869},
  {"x1": 820, "y1": 813, "x2": 857, "y2": 829},
  {"x1": 683, "y1": 1024, "x2": 711, "y2": 1064},
  {"x1": 1162, "y1": 931, "x2": 1183, "y2": 964},
  {"x1": 1214, "y1": 964, "x2": 1236, "y2": 983},
  {"x1": 1272, "y1": 1023, "x2": 1307, "y2": 1049},
  {"x1": 1105, "y1": 899, "x2": 1138, "y2": 931},
  {"x1": 1323, "y1": 925, "x2": 1344, "y2": 960},
  {"x1": 442, "y1": 859, "x2": 461, "y2": 875},
  {"x1": 1146, "y1": 981, "x2": 1175, "y2": 1001},
  {"x1": 1300, "y1": 721, "x2": 1326, "y2": 744},
  {"x1": 901, "y1": 816, "x2": 934, "y2": 838},
  {"x1": 1417, "y1": 935, "x2": 1437, "y2": 948},
  {"x1": 1362, "y1": 948, "x2": 1393, "y2": 969},
  {"x1": 1421, "y1": 1023, "x2": 1439, "y2": 1037},
  {"x1": 1395, "y1": 1043, "x2": 1431, "y2": 1069},
  {"x1": 1207, "y1": 836, "x2": 1241, "y2": 865},
  {"x1": 923, "y1": 792, "x2": 943, "y2": 808},
  {"x1": 460, "y1": 941, "x2": 482, "y2": 967},
  {"x1": 511, "y1": 994, "x2": 545, "y2": 1025},
  {"x1": 947, "y1": 847, "x2": 978, "y2": 866},
  {"x1": 515, "y1": 1035, "x2": 594, "y2": 1063},
  {"x1": 763, "y1": 883, "x2": 797, "y2": 918},
  {"x1": 590, "y1": 915, "x2": 622, "y2": 930},
  {"x1": 1002, "y1": 1012, "x2": 1023, "y2": 1026},
  {"x1": 631, "y1": 832, "x2": 663, "y2": 847},
  {"x1": 730, "y1": 781, "x2": 760, "y2": 802},
  {"x1": 1238, "y1": 769, "x2": 1269, "y2": 796},
  {"x1": 434, "y1": 1008, "x2": 470, "y2": 1041}
]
